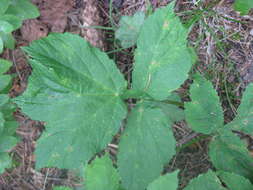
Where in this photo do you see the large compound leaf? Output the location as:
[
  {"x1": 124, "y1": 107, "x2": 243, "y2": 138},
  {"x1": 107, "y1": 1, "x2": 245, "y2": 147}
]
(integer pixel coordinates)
[
  {"x1": 233, "y1": 0, "x2": 253, "y2": 15},
  {"x1": 15, "y1": 33, "x2": 127, "y2": 169},
  {"x1": 184, "y1": 170, "x2": 225, "y2": 190},
  {"x1": 185, "y1": 74, "x2": 223, "y2": 134},
  {"x1": 225, "y1": 84, "x2": 253, "y2": 135},
  {"x1": 217, "y1": 171, "x2": 253, "y2": 190},
  {"x1": 132, "y1": 3, "x2": 193, "y2": 100},
  {"x1": 115, "y1": 11, "x2": 145, "y2": 48},
  {"x1": 209, "y1": 130, "x2": 253, "y2": 180},
  {"x1": 85, "y1": 154, "x2": 120, "y2": 190},
  {"x1": 147, "y1": 171, "x2": 179, "y2": 190},
  {"x1": 118, "y1": 102, "x2": 176, "y2": 190},
  {"x1": 5, "y1": 0, "x2": 39, "y2": 20}
]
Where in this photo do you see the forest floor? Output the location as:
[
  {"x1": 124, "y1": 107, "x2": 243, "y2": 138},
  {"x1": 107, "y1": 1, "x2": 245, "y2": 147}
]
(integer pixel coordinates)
[{"x1": 0, "y1": 0, "x2": 253, "y2": 189}]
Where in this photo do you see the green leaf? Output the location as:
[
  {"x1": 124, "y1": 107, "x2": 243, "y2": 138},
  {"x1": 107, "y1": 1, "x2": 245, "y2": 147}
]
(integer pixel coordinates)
[
  {"x1": 118, "y1": 102, "x2": 176, "y2": 190},
  {"x1": 225, "y1": 84, "x2": 253, "y2": 135},
  {"x1": 3, "y1": 121, "x2": 18, "y2": 136},
  {"x1": 14, "y1": 33, "x2": 128, "y2": 169},
  {"x1": 53, "y1": 187, "x2": 73, "y2": 190},
  {"x1": 0, "y1": 0, "x2": 10, "y2": 15},
  {"x1": 0, "y1": 75, "x2": 12, "y2": 91},
  {"x1": 0, "y1": 37, "x2": 3, "y2": 53},
  {"x1": 0, "y1": 59, "x2": 17, "y2": 174},
  {"x1": 0, "y1": 135, "x2": 17, "y2": 153},
  {"x1": 85, "y1": 154, "x2": 120, "y2": 190},
  {"x1": 0, "y1": 110, "x2": 18, "y2": 174},
  {"x1": 0, "y1": 94, "x2": 9, "y2": 106},
  {"x1": 0, "y1": 21, "x2": 14, "y2": 33},
  {"x1": 115, "y1": 11, "x2": 145, "y2": 48},
  {"x1": 217, "y1": 171, "x2": 253, "y2": 190},
  {"x1": 209, "y1": 130, "x2": 253, "y2": 180},
  {"x1": 132, "y1": 3, "x2": 193, "y2": 100},
  {"x1": 0, "y1": 15, "x2": 22, "y2": 30},
  {"x1": 6, "y1": 0, "x2": 39, "y2": 20},
  {"x1": 184, "y1": 170, "x2": 226, "y2": 190},
  {"x1": 0, "y1": 112, "x2": 4, "y2": 132},
  {"x1": 185, "y1": 74, "x2": 223, "y2": 134},
  {"x1": 154, "y1": 92, "x2": 184, "y2": 122},
  {"x1": 0, "y1": 153, "x2": 12, "y2": 174},
  {"x1": 1, "y1": 102, "x2": 16, "y2": 121},
  {"x1": 0, "y1": 59, "x2": 12, "y2": 74},
  {"x1": 233, "y1": 0, "x2": 253, "y2": 15},
  {"x1": 1, "y1": 32, "x2": 15, "y2": 49},
  {"x1": 147, "y1": 171, "x2": 179, "y2": 190}
]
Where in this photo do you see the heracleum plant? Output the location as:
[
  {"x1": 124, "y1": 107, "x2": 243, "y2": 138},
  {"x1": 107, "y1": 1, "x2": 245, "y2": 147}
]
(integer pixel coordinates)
[{"x1": 8, "y1": 2, "x2": 253, "y2": 190}]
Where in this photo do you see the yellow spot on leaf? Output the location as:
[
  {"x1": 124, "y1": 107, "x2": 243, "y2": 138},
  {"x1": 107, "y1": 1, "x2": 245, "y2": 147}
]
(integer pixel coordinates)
[
  {"x1": 243, "y1": 120, "x2": 249, "y2": 126},
  {"x1": 66, "y1": 145, "x2": 74, "y2": 153},
  {"x1": 163, "y1": 20, "x2": 169, "y2": 29},
  {"x1": 52, "y1": 153, "x2": 60, "y2": 158}
]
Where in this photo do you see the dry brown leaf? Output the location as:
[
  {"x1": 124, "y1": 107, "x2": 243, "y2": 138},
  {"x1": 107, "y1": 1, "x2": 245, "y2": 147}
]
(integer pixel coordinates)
[
  {"x1": 39, "y1": 0, "x2": 74, "y2": 32},
  {"x1": 21, "y1": 20, "x2": 48, "y2": 42}
]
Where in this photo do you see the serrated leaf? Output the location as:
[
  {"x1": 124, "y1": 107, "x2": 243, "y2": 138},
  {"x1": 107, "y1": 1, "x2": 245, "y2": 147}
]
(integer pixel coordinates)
[
  {"x1": 0, "y1": 15, "x2": 22, "y2": 30},
  {"x1": 0, "y1": 153, "x2": 12, "y2": 173},
  {"x1": 0, "y1": 0, "x2": 10, "y2": 15},
  {"x1": 209, "y1": 130, "x2": 253, "y2": 180},
  {"x1": 0, "y1": 59, "x2": 12, "y2": 74},
  {"x1": 5, "y1": 0, "x2": 39, "y2": 20},
  {"x1": 118, "y1": 102, "x2": 176, "y2": 190},
  {"x1": 184, "y1": 170, "x2": 225, "y2": 190},
  {"x1": 185, "y1": 74, "x2": 223, "y2": 134},
  {"x1": 225, "y1": 84, "x2": 253, "y2": 135},
  {"x1": 147, "y1": 171, "x2": 179, "y2": 190},
  {"x1": 53, "y1": 187, "x2": 73, "y2": 190},
  {"x1": 115, "y1": 11, "x2": 145, "y2": 48},
  {"x1": 132, "y1": 3, "x2": 193, "y2": 100},
  {"x1": 85, "y1": 154, "x2": 120, "y2": 190},
  {"x1": 0, "y1": 21, "x2": 14, "y2": 33},
  {"x1": 233, "y1": 0, "x2": 253, "y2": 15},
  {"x1": 217, "y1": 171, "x2": 253, "y2": 190},
  {"x1": 14, "y1": 33, "x2": 127, "y2": 169}
]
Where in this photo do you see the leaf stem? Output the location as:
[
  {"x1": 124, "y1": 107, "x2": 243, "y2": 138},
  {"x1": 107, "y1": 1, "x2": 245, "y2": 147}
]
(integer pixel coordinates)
[{"x1": 120, "y1": 89, "x2": 147, "y2": 99}]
